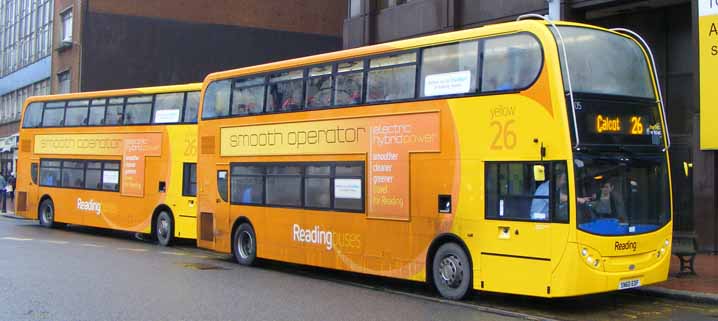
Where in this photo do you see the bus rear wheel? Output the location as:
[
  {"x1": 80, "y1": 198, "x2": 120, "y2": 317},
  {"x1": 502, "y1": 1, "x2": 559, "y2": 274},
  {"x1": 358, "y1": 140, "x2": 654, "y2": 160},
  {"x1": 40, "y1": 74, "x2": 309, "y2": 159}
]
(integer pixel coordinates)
[
  {"x1": 233, "y1": 223, "x2": 256, "y2": 266},
  {"x1": 432, "y1": 243, "x2": 471, "y2": 300},
  {"x1": 38, "y1": 199, "x2": 56, "y2": 228},
  {"x1": 155, "y1": 211, "x2": 174, "y2": 246}
]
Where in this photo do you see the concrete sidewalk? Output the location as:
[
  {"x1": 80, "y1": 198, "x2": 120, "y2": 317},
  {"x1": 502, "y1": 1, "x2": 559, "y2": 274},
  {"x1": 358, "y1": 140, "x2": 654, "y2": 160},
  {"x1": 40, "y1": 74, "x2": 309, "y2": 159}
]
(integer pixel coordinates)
[{"x1": 635, "y1": 254, "x2": 718, "y2": 304}]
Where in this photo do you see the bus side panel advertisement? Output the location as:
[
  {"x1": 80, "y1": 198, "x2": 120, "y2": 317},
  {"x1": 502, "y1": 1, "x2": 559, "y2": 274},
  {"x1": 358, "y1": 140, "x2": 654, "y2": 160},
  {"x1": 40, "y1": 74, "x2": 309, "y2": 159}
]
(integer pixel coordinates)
[
  {"x1": 33, "y1": 133, "x2": 162, "y2": 197},
  {"x1": 220, "y1": 112, "x2": 440, "y2": 220}
]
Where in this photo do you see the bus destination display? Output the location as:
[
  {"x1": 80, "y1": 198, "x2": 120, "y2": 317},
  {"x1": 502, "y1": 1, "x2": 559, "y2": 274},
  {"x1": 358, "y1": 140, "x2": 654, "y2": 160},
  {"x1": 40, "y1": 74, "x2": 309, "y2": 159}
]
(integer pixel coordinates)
[{"x1": 592, "y1": 113, "x2": 656, "y2": 136}]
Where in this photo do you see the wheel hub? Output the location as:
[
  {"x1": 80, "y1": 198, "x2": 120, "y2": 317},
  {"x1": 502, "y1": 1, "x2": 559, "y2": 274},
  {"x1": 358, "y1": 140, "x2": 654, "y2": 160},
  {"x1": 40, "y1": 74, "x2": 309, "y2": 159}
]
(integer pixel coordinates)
[
  {"x1": 158, "y1": 218, "x2": 169, "y2": 239},
  {"x1": 238, "y1": 231, "x2": 253, "y2": 259},
  {"x1": 439, "y1": 254, "x2": 463, "y2": 288},
  {"x1": 43, "y1": 206, "x2": 53, "y2": 222}
]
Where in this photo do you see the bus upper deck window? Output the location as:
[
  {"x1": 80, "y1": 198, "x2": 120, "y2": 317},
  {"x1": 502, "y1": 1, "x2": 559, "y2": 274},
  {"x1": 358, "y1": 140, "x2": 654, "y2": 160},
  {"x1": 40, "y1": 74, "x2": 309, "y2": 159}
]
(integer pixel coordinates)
[
  {"x1": 183, "y1": 91, "x2": 200, "y2": 123},
  {"x1": 202, "y1": 80, "x2": 231, "y2": 119},
  {"x1": 125, "y1": 96, "x2": 152, "y2": 125},
  {"x1": 367, "y1": 52, "x2": 417, "y2": 103},
  {"x1": 65, "y1": 100, "x2": 89, "y2": 126},
  {"x1": 481, "y1": 34, "x2": 542, "y2": 93},
  {"x1": 232, "y1": 76, "x2": 266, "y2": 116},
  {"x1": 420, "y1": 41, "x2": 478, "y2": 97},
  {"x1": 22, "y1": 103, "x2": 43, "y2": 128},
  {"x1": 154, "y1": 93, "x2": 184, "y2": 124},
  {"x1": 105, "y1": 97, "x2": 125, "y2": 125},
  {"x1": 267, "y1": 70, "x2": 304, "y2": 113},
  {"x1": 42, "y1": 101, "x2": 66, "y2": 127},
  {"x1": 88, "y1": 99, "x2": 107, "y2": 125}
]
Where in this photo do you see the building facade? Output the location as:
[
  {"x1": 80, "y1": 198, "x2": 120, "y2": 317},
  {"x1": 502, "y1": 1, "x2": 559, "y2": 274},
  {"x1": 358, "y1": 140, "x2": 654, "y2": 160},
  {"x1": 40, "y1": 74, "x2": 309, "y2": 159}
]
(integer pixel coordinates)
[
  {"x1": 0, "y1": 0, "x2": 53, "y2": 176},
  {"x1": 343, "y1": 0, "x2": 715, "y2": 252},
  {"x1": 52, "y1": 0, "x2": 347, "y2": 93}
]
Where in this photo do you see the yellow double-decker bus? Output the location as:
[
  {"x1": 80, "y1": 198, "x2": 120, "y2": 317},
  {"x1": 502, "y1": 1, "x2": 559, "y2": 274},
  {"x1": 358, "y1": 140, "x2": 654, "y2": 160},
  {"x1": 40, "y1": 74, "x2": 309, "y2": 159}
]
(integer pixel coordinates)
[
  {"x1": 196, "y1": 19, "x2": 672, "y2": 299},
  {"x1": 15, "y1": 83, "x2": 201, "y2": 246}
]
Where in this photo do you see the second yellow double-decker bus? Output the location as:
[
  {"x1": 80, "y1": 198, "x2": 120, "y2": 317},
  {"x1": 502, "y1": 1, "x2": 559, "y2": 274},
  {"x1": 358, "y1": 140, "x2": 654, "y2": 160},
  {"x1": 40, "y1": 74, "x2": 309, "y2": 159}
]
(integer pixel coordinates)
[
  {"x1": 16, "y1": 83, "x2": 201, "y2": 246},
  {"x1": 196, "y1": 19, "x2": 672, "y2": 299}
]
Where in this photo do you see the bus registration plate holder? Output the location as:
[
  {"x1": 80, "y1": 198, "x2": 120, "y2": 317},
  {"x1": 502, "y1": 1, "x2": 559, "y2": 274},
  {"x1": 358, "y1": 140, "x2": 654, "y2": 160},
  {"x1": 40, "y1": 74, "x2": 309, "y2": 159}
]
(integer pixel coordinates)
[{"x1": 618, "y1": 278, "x2": 641, "y2": 290}]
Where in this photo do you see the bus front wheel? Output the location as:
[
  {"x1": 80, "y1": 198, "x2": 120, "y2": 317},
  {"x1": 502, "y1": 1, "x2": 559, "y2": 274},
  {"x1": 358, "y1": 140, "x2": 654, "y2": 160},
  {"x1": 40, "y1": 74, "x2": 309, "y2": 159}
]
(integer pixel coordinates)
[
  {"x1": 155, "y1": 211, "x2": 174, "y2": 246},
  {"x1": 432, "y1": 243, "x2": 471, "y2": 300},
  {"x1": 233, "y1": 223, "x2": 256, "y2": 266},
  {"x1": 38, "y1": 199, "x2": 56, "y2": 228}
]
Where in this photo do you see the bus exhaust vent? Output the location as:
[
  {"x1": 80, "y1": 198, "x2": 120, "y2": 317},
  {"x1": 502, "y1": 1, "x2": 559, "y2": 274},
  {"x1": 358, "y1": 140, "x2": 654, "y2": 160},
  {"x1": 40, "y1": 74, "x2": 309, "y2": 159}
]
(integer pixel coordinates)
[
  {"x1": 20, "y1": 139, "x2": 31, "y2": 153},
  {"x1": 200, "y1": 212, "x2": 214, "y2": 241},
  {"x1": 201, "y1": 136, "x2": 215, "y2": 155},
  {"x1": 16, "y1": 192, "x2": 27, "y2": 212}
]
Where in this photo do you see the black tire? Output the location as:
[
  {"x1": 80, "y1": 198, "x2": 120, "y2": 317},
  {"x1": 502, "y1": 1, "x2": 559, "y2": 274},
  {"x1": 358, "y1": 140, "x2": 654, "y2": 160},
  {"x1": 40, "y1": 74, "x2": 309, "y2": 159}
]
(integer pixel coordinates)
[
  {"x1": 155, "y1": 211, "x2": 174, "y2": 246},
  {"x1": 432, "y1": 243, "x2": 472, "y2": 300},
  {"x1": 233, "y1": 223, "x2": 256, "y2": 266},
  {"x1": 38, "y1": 198, "x2": 56, "y2": 228}
]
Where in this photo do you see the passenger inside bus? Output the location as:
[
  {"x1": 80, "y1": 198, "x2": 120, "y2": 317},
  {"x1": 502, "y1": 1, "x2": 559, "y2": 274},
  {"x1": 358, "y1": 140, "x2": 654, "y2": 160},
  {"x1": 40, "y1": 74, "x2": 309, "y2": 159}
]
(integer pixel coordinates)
[
  {"x1": 578, "y1": 180, "x2": 627, "y2": 222},
  {"x1": 530, "y1": 171, "x2": 568, "y2": 221}
]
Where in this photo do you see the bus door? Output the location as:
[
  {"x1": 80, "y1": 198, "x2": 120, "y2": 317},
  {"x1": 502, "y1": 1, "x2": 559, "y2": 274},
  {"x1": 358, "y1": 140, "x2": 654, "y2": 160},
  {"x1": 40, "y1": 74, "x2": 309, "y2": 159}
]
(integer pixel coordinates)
[
  {"x1": 24, "y1": 159, "x2": 40, "y2": 216},
  {"x1": 478, "y1": 161, "x2": 565, "y2": 296},
  {"x1": 198, "y1": 164, "x2": 229, "y2": 251}
]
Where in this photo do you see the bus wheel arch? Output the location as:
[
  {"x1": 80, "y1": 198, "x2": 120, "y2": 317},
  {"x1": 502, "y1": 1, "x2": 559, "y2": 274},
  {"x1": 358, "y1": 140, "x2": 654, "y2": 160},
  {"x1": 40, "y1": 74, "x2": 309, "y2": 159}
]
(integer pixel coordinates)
[
  {"x1": 426, "y1": 233, "x2": 473, "y2": 300},
  {"x1": 231, "y1": 216, "x2": 257, "y2": 265},
  {"x1": 151, "y1": 205, "x2": 174, "y2": 246}
]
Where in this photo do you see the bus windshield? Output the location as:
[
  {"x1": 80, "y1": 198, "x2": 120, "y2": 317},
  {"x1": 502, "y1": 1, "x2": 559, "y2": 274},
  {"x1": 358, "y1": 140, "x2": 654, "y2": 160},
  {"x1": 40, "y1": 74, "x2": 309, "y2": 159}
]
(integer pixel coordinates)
[
  {"x1": 574, "y1": 152, "x2": 670, "y2": 236},
  {"x1": 555, "y1": 26, "x2": 655, "y2": 99}
]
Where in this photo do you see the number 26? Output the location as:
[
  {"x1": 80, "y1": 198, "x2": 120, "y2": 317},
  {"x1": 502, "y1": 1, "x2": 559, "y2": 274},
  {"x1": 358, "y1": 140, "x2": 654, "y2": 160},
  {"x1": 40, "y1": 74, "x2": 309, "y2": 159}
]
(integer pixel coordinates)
[{"x1": 490, "y1": 120, "x2": 517, "y2": 150}]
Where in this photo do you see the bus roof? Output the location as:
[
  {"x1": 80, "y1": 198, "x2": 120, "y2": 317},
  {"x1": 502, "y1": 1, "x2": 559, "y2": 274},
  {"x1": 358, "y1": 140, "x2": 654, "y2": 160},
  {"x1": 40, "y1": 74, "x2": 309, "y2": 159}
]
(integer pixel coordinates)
[{"x1": 23, "y1": 82, "x2": 202, "y2": 106}]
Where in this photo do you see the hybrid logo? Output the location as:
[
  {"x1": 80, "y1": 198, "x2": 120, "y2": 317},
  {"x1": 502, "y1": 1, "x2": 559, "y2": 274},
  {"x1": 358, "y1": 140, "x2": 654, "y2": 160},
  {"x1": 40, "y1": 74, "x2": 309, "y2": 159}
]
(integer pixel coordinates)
[
  {"x1": 292, "y1": 224, "x2": 333, "y2": 250},
  {"x1": 77, "y1": 198, "x2": 101, "y2": 215},
  {"x1": 615, "y1": 241, "x2": 637, "y2": 252}
]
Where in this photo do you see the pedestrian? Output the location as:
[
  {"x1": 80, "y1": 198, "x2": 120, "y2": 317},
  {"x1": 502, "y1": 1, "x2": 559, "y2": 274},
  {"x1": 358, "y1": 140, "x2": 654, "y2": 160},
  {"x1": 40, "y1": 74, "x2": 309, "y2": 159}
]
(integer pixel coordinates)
[
  {"x1": 0, "y1": 173, "x2": 7, "y2": 213},
  {"x1": 7, "y1": 173, "x2": 15, "y2": 211}
]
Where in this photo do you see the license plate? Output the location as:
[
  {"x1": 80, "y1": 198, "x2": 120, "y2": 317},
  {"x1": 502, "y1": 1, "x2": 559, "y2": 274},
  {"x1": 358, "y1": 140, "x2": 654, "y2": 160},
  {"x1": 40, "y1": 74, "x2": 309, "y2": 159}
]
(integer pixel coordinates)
[{"x1": 618, "y1": 278, "x2": 641, "y2": 290}]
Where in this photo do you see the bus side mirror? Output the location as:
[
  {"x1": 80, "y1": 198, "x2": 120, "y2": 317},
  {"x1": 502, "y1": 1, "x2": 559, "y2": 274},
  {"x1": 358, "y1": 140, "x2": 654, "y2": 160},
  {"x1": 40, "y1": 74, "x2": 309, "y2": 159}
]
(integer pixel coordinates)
[{"x1": 533, "y1": 165, "x2": 546, "y2": 182}]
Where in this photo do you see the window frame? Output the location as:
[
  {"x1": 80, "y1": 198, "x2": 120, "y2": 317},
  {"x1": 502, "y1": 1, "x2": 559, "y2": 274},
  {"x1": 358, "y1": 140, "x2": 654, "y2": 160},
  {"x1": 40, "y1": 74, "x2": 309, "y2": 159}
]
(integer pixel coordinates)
[
  {"x1": 22, "y1": 91, "x2": 201, "y2": 128},
  {"x1": 59, "y1": 7, "x2": 73, "y2": 43},
  {"x1": 57, "y1": 70, "x2": 71, "y2": 94},
  {"x1": 265, "y1": 68, "x2": 307, "y2": 114},
  {"x1": 182, "y1": 162, "x2": 197, "y2": 197},
  {"x1": 39, "y1": 158, "x2": 121, "y2": 192},
  {"x1": 484, "y1": 161, "x2": 569, "y2": 224},
  {"x1": 230, "y1": 76, "x2": 268, "y2": 116},
  {"x1": 198, "y1": 32, "x2": 544, "y2": 121},
  {"x1": 229, "y1": 161, "x2": 365, "y2": 213}
]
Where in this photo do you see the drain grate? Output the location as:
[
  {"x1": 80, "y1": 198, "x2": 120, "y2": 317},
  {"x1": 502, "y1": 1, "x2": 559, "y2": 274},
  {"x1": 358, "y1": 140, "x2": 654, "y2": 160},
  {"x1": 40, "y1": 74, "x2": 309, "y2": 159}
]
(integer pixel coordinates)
[{"x1": 181, "y1": 262, "x2": 228, "y2": 270}]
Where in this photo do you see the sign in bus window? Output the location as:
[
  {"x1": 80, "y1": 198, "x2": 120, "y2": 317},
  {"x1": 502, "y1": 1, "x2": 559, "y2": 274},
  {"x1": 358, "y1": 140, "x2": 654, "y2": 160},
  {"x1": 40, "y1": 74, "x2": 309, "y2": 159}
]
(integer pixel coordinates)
[{"x1": 421, "y1": 41, "x2": 478, "y2": 97}]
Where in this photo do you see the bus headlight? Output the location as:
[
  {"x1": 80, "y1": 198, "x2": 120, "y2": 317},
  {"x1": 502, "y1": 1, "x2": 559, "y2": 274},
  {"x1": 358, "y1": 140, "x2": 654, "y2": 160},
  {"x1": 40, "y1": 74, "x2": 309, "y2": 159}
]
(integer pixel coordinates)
[
  {"x1": 664, "y1": 239, "x2": 670, "y2": 248},
  {"x1": 579, "y1": 245, "x2": 603, "y2": 270}
]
